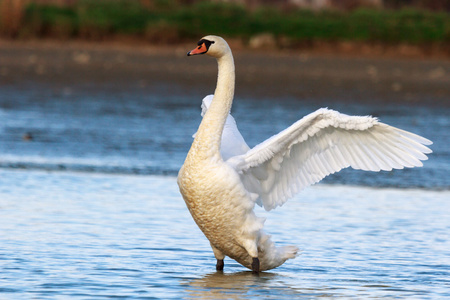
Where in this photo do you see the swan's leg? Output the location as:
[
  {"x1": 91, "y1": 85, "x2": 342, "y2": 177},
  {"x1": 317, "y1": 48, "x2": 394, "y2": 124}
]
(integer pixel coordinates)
[
  {"x1": 210, "y1": 243, "x2": 225, "y2": 271},
  {"x1": 252, "y1": 257, "x2": 260, "y2": 273},
  {"x1": 242, "y1": 240, "x2": 260, "y2": 273},
  {"x1": 216, "y1": 259, "x2": 224, "y2": 271}
]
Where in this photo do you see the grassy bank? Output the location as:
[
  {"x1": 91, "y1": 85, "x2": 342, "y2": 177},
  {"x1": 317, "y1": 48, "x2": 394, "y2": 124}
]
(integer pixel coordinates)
[{"x1": 1, "y1": 0, "x2": 449, "y2": 49}]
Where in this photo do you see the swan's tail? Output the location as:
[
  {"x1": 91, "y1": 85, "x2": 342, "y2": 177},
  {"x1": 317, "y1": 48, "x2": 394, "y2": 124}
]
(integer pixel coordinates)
[{"x1": 258, "y1": 233, "x2": 299, "y2": 271}]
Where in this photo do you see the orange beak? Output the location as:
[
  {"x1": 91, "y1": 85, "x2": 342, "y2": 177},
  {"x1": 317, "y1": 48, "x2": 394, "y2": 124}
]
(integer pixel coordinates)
[{"x1": 187, "y1": 43, "x2": 208, "y2": 56}]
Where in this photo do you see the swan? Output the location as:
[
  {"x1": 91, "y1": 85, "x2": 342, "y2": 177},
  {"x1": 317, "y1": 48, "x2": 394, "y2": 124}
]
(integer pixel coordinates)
[{"x1": 177, "y1": 35, "x2": 432, "y2": 273}]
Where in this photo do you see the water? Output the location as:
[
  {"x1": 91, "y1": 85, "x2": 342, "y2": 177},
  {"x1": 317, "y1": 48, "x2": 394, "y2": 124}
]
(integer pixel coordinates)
[
  {"x1": 0, "y1": 84, "x2": 448, "y2": 188},
  {"x1": 1, "y1": 171, "x2": 449, "y2": 298},
  {"x1": 1, "y1": 51, "x2": 450, "y2": 298}
]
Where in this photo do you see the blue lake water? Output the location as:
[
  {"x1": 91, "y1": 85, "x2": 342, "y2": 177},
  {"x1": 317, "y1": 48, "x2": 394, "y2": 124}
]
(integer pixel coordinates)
[
  {"x1": 0, "y1": 83, "x2": 448, "y2": 188},
  {"x1": 1, "y1": 57, "x2": 450, "y2": 298},
  {"x1": 0, "y1": 171, "x2": 449, "y2": 299}
]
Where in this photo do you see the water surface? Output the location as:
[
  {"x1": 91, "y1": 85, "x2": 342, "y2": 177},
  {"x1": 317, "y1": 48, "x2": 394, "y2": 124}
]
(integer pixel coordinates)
[
  {"x1": 0, "y1": 84, "x2": 448, "y2": 188},
  {"x1": 1, "y1": 170, "x2": 449, "y2": 299}
]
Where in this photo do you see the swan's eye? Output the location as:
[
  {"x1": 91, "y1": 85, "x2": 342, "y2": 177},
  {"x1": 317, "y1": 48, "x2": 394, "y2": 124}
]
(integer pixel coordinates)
[{"x1": 197, "y1": 39, "x2": 215, "y2": 50}]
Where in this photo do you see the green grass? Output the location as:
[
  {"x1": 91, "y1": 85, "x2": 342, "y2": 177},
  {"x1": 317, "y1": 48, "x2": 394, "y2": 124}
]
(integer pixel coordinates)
[{"x1": 5, "y1": 0, "x2": 450, "y2": 46}]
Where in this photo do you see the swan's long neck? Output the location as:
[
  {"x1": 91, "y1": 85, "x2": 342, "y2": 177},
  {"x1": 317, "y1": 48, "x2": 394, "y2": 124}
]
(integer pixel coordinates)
[{"x1": 191, "y1": 52, "x2": 235, "y2": 160}]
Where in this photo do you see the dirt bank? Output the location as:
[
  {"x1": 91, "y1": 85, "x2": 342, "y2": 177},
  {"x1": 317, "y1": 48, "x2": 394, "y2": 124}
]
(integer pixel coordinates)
[{"x1": 0, "y1": 39, "x2": 448, "y2": 107}]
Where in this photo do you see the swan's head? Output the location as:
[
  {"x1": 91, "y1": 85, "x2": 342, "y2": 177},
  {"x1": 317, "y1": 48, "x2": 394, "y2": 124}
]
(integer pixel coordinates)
[{"x1": 187, "y1": 35, "x2": 231, "y2": 59}]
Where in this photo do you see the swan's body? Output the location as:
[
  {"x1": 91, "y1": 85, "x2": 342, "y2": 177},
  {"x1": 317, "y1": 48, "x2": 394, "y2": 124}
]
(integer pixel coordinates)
[{"x1": 178, "y1": 36, "x2": 432, "y2": 272}]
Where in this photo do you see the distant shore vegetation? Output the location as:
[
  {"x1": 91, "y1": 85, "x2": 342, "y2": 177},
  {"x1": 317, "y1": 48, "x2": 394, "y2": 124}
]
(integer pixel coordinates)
[{"x1": 0, "y1": 0, "x2": 449, "y2": 50}]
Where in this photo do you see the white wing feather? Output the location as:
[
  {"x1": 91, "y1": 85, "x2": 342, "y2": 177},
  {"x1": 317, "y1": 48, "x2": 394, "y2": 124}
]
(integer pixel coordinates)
[
  {"x1": 197, "y1": 98, "x2": 432, "y2": 212},
  {"x1": 195, "y1": 95, "x2": 250, "y2": 160},
  {"x1": 228, "y1": 108, "x2": 432, "y2": 211}
]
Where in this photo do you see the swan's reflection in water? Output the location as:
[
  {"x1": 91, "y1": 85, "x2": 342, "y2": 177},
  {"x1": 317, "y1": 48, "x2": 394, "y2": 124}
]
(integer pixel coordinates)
[
  {"x1": 185, "y1": 271, "x2": 277, "y2": 299},
  {"x1": 184, "y1": 270, "x2": 336, "y2": 299}
]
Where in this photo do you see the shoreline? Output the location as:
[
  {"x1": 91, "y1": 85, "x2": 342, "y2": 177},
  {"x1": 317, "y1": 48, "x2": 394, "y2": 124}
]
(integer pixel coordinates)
[
  {"x1": 1, "y1": 38, "x2": 449, "y2": 107},
  {"x1": 1, "y1": 37, "x2": 449, "y2": 60}
]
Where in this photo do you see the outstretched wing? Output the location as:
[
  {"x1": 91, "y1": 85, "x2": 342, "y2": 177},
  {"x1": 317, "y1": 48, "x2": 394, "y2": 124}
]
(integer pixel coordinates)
[{"x1": 226, "y1": 108, "x2": 432, "y2": 211}]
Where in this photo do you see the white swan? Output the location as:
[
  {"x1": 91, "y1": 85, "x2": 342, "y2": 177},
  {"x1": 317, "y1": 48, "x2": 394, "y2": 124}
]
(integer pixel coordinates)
[{"x1": 177, "y1": 35, "x2": 432, "y2": 273}]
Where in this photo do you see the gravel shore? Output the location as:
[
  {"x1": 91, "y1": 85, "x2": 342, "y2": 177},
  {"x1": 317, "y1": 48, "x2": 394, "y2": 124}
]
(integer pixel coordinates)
[{"x1": 1, "y1": 40, "x2": 448, "y2": 107}]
